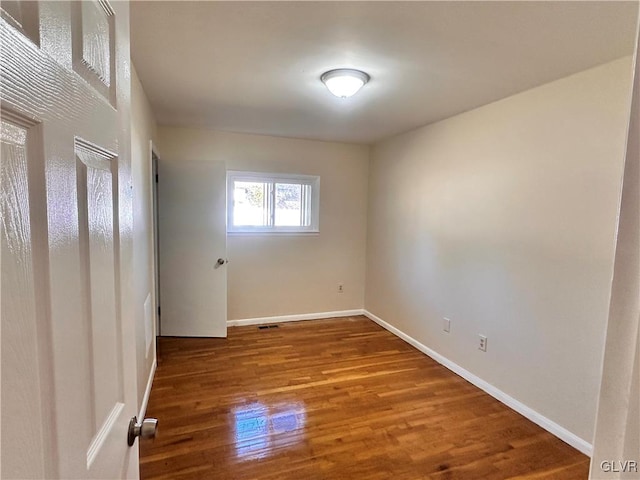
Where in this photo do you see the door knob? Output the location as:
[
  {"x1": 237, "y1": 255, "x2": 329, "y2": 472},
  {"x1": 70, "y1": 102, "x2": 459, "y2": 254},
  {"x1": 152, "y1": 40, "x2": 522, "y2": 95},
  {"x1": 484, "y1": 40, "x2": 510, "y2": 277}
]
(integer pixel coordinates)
[
  {"x1": 128, "y1": 416, "x2": 158, "y2": 446},
  {"x1": 216, "y1": 258, "x2": 228, "y2": 266}
]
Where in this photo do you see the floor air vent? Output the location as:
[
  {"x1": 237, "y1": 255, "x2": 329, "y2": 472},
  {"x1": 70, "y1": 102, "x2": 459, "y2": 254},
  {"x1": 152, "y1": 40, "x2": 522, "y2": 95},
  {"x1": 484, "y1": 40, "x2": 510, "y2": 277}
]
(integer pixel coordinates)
[{"x1": 258, "y1": 325, "x2": 279, "y2": 330}]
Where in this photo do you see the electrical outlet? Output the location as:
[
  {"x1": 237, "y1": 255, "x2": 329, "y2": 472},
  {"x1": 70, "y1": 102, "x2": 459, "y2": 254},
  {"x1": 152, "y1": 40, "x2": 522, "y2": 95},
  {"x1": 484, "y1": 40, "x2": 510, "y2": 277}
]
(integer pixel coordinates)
[
  {"x1": 478, "y1": 335, "x2": 487, "y2": 352},
  {"x1": 443, "y1": 317, "x2": 451, "y2": 333},
  {"x1": 337, "y1": 284, "x2": 344, "y2": 293}
]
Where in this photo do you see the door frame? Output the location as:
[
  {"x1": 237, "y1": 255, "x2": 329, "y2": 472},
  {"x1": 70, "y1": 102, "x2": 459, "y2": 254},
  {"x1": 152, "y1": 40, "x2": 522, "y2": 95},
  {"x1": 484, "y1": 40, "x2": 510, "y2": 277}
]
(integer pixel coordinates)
[{"x1": 151, "y1": 146, "x2": 161, "y2": 338}]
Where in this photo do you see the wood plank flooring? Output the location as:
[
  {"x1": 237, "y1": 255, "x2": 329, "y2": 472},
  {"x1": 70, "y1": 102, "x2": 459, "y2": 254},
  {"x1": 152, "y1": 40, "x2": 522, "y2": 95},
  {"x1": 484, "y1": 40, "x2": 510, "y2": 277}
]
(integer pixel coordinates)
[{"x1": 140, "y1": 316, "x2": 589, "y2": 479}]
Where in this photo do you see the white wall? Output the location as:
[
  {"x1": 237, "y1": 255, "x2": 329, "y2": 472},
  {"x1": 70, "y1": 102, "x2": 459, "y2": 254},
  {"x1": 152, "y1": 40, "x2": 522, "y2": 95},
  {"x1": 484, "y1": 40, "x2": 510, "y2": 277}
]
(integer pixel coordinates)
[
  {"x1": 157, "y1": 128, "x2": 369, "y2": 320},
  {"x1": 365, "y1": 57, "x2": 634, "y2": 445},
  {"x1": 131, "y1": 64, "x2": 158, "y2": 414}
]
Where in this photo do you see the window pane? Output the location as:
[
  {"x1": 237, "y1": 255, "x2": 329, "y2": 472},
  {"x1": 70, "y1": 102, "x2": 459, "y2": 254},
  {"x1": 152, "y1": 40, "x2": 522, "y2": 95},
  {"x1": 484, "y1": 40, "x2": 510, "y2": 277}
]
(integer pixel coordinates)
[
  {"x1": 233, "y1": 181, "x2": 268, "y2": 226},
  {"x1": 275, "y1": 183, "x2": 304, "y2": 226},
  {"x1": 228, "y1": 172, "x2": 318, "y2": 233}
]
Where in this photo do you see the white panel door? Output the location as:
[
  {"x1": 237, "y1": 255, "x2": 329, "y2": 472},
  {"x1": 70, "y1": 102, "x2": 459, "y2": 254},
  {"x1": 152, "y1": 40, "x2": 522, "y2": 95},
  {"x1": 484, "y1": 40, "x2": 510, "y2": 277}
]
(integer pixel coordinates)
[
  {"x1": 1, "y1": 1, "x2": 139, "y2": 479},
  {"x1": 158, "y1": 160, "x2": 227, "y2": 337}
]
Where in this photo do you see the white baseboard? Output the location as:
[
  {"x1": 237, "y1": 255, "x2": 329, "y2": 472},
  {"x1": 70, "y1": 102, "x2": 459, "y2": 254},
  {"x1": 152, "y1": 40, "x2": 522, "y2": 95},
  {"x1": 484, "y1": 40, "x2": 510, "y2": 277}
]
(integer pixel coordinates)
[
  {"x1": 227, "y1": 309, "x2": 364, "y2": 327},
  {"x1": 138, "y1": 359, "x2": 157, "y2": 421},
  {"x1": 363, "y1": 309, "x2": 593, "y2": 457}
]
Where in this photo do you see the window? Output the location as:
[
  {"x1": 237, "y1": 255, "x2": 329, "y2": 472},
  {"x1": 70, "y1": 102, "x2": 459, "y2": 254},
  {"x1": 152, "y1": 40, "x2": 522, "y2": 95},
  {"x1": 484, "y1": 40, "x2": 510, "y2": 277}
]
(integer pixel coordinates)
[{"x1": 227, "y1": 171, "x2": 320, "y2": 233}]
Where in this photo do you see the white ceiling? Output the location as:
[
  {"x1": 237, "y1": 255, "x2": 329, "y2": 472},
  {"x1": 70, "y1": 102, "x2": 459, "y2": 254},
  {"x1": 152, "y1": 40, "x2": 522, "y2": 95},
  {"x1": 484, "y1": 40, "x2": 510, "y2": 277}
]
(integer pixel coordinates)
[{"x1": 130, "y1": 1, "x2": 638, "y2": 145}]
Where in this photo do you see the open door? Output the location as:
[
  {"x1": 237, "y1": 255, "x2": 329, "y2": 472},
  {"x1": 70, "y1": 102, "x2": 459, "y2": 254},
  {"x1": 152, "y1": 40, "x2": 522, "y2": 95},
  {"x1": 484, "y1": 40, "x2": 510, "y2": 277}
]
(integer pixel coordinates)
[
  {"x1": 1, "y1": 1, "x2": 143, "y2": 478},
  {"x1": 157, "y1": 160, "x2": 227, "y2": 338}
]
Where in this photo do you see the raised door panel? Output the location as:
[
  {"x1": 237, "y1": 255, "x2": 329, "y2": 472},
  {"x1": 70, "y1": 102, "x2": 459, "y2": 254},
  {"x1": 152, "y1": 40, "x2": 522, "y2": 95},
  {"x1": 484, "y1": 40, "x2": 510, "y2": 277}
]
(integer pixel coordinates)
[
  {"x1": 0, "y1": 0, "x2": 39, "y2": 46},
  {"x1": 75, "y1": 141, "x2": 126, "y2": 469},
  {"x1": 71, "y1": 0, "x2": 116, "y2": 105},
  {"x1": 0, "y1": 114, "x2": 53, "y2": 479}
]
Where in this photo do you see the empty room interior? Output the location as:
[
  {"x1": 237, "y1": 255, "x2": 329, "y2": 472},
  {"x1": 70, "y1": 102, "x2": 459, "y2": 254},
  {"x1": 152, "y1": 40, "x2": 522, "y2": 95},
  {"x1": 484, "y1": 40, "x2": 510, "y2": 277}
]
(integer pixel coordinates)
[{"x1": 1, "y1": 1, "x2": 640, "y2": 479}]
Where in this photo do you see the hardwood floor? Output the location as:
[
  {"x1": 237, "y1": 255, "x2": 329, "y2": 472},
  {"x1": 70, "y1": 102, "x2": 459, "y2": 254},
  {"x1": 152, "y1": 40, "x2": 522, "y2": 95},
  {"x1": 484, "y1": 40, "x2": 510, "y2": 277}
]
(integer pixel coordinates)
[{"x1": 140, "y1": 316, "x2": 589, "y2": 479}]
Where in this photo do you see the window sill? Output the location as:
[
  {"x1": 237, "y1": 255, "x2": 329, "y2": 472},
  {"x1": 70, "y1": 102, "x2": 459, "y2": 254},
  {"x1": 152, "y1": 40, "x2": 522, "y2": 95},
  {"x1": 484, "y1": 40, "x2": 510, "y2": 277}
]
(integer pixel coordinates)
[{"x1": 227, "y1": 230, "x2": 320, "y2": 236}]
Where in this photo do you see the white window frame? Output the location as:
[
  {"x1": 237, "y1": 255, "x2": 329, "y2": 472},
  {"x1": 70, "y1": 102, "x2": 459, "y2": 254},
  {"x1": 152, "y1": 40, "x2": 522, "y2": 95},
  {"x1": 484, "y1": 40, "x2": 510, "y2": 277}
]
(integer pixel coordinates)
[{"x1": 227, "y1": 171, "x2": 320, "y2": 234}]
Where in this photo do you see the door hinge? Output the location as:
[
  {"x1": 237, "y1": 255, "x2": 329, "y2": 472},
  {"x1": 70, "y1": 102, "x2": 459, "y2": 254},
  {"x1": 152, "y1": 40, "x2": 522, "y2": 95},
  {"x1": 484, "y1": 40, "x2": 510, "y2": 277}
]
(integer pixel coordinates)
[
  {"x1": 155, "y1": 173, "x2": 159, "y2": 183},
  {"x1": 157, "y1": 305, "x2": 161, "y2": 316}
]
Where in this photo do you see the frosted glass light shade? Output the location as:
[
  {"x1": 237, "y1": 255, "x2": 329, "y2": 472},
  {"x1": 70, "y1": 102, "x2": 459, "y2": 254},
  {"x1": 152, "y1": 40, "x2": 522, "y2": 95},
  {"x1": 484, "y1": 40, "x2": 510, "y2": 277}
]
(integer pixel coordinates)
[{"x1": 321, "y1": 69, "x2": 370, "y2": 98}]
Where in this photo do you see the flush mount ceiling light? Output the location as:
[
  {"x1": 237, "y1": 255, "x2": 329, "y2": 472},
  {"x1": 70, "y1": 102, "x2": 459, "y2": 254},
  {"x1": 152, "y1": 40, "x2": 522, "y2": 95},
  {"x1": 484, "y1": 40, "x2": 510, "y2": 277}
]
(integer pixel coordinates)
[{"x1": 321, "y1": 68, "x2": 370, "y2": 98}]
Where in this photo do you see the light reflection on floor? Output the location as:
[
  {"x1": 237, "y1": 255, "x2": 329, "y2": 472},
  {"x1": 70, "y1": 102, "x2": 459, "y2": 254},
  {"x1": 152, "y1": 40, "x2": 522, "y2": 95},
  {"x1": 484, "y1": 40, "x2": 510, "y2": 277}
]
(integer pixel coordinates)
[{"x1": 232, "y1": 401, "x2": 306, "y2": 461}]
